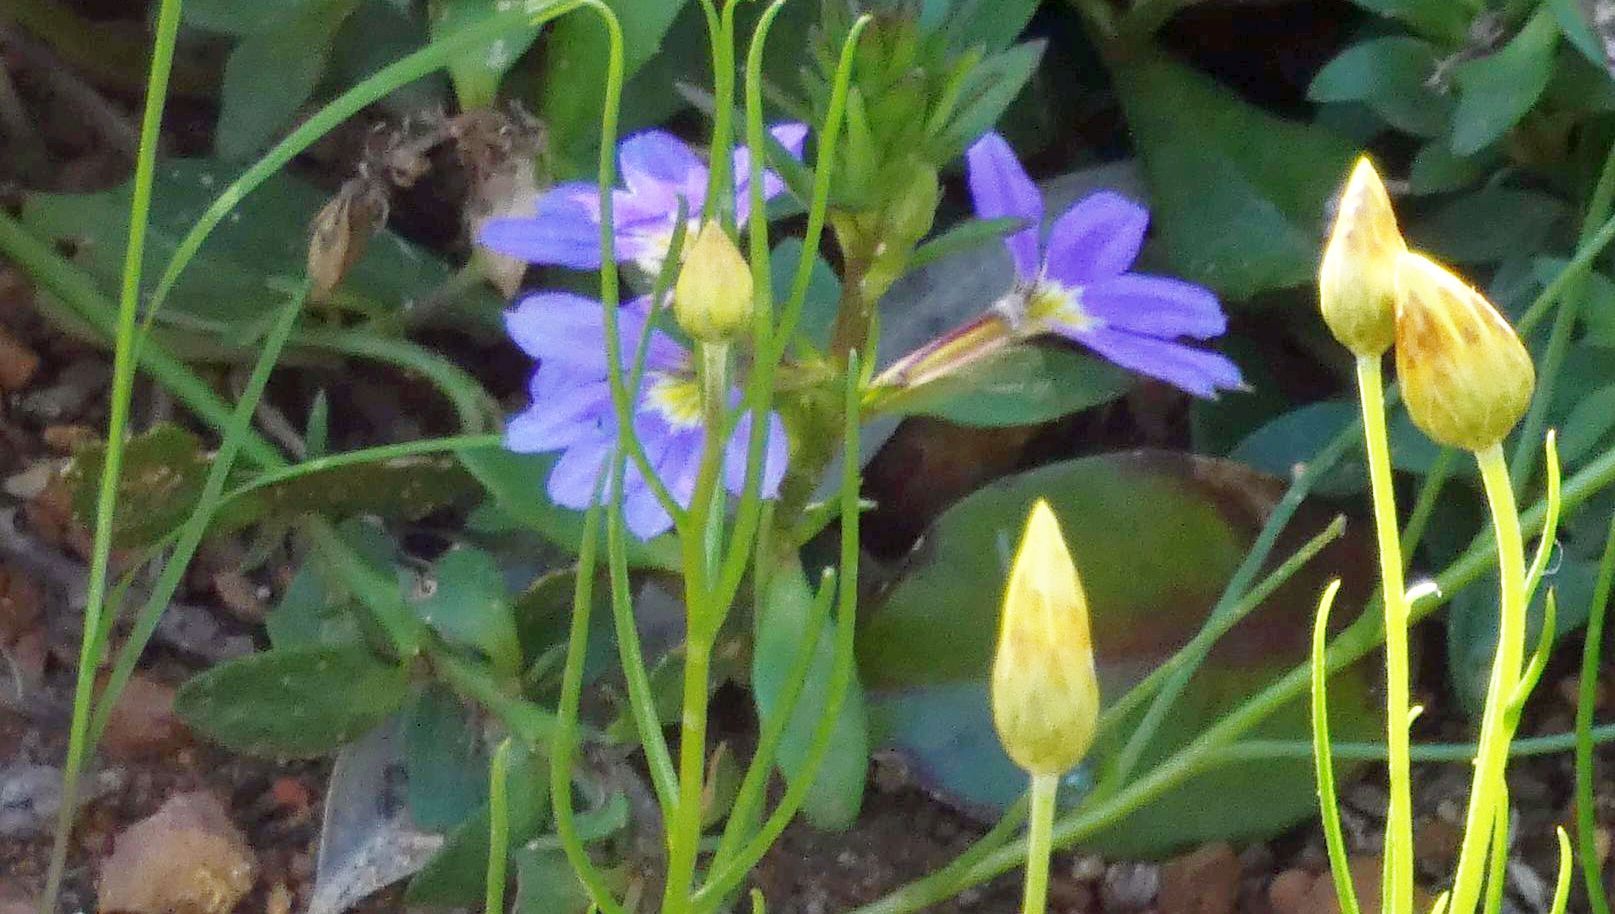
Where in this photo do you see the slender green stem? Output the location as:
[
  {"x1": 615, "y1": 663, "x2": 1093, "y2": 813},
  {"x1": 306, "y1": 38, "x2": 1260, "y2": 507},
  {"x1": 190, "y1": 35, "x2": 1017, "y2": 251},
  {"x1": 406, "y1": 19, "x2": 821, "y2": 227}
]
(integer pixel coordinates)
[
  {"x1": 486, "y1": 739, "x2": 514, "y2": 914},
  {"x1": 1449, "y1": 445, "x2": 1529, "y2": 914},
  {"x1": 1401, "y1": 447, "x2": 1455, "y2": 565},
  {"x1": 663, "y1": 633, "x2": 714, "y2": 914},
  {"x1": 552, "y1": 497, "x2": 628, "y2": 914},
  {"x1": 1355, "y1": 355, "x2": 1414, "y2": 914},
  {"x1": 1511, "y1": 139, "x2": 1615, "y2": 489},
  {"x1": 1312, "y1": 581, "x2": 1361, "y2": 914},
  {"x1": 1021, "y1": 774, "x2": 1059, "y2": 914},
  {"x1": 1481, "y1": 789, "x2": 1509, "y2": 914},
  {"x1": 1576, "y1": 514, "x2": 1615, "y2": 914},
  {"x1": 1213, "y1": 721, "x2": 1615, "y2": 762},
  {"x1": 40, "y1": 0, "x2": 184, "y2": 907}
]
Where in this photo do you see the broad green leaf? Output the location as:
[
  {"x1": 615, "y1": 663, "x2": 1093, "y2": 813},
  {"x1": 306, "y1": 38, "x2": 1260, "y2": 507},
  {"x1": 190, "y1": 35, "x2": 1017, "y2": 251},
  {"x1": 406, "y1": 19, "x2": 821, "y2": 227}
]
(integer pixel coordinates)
[
  {"x1": 216, "y1": 0, "x2": 360, "y2": 162},
  {"x1": 411, "y1": 547, "x2": 522, "y2": 677},
  {"x1": 1450, "y1": 9, "x2": 1559, "y2": 155},
  {"x1": 770, "y1": 237, "x2": 841, "y2": 355},
  {"x1": 1309, "y1": 36, "x2": 1451, "y2": 137},
  {"x1": 405, "y1": 685, "x2": 488, "y2": 831},
  {"x1": 20, "y1": 159, "x2": 470, "y2": 334},
  {"x1": 267, "y1": 519, "x2": 397, "y2": 650},
  {"x1": 754, "y1": 556, "x2": 868, "y2": 830},
  {"x1": 1409, "y1": 186, "x2": 1570, "y2": 265},
  {"x1": 1408, "y1": 141, "x2": 1495, "y2": 195},
  {"x1": 175, "y1": 645, "x2": 412, "y2": 757},
  {"x1": 63, "y1": 423, "x2": 208, "y2": 549},
  {"x1": 514, "y1": 848, "x2": 592, "y2": 914},
  {"x1": 183, "y1": 0, "x2": 312, "y2": 34},
  {"x1": 430, "y1": 0, "x2": 542, "y2": 108},
  {"x1": 221, "y1": 455, "x2": 481, "y2": 534},
  {"x1": 1112, "y1": 50, "x2": 1356, "y2": 300},
  {"x1": 926, "y1": 0, "x2": 1039, "y2": 55},
  {"x1": 1548, "y1": 0, "x2": 1606, "y2": 66},
  {"x1": 407, "y1": 742, "x2": 549, "y2": 905},
  {"x1": 538, "y1": 0, "x2": 689, "y2": 171},
  {"x1": 456, "y1": 445, "x2": 682, "y2": 570},
  {"x1": 1342, "y1": 0, "x2": 1470, "y2": 43},
  {"x1": 859, "y1": 453, "x2": 1379, "y2": 855},
  {"x1": 1560, "y1": 383, "x2": 1615, "y2": 465},
  {"x1": 877, "y1": 343, "x2": 1131, "y2": 427}
]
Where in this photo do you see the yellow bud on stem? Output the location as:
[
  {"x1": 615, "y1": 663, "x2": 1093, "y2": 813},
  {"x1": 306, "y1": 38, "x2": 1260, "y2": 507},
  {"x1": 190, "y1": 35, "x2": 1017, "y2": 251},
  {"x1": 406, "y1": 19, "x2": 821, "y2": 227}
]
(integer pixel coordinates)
[
  {"x1": 1319, "y1": 156, "x2": 1405, "y2": 357},
  {"x1": 1394, "y1": 251, "x2": 1535, "y2": 451},
  {"x1": 991, "y1": 499, "x2": 1100, "y2": 778},
  {"x1": 674, "y1": 220, "x2": 754, "y2": 342}
]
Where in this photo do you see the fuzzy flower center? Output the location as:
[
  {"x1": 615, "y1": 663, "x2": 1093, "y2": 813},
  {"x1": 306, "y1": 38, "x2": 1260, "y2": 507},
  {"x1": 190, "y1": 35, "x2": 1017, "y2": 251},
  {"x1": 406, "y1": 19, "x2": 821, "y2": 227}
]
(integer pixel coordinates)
[
  {"x1": 1028, "y1": 281, "x2": 1101, "y2": 333},
  {"x1": 645, "y1": 371, "x2": 704, "y2": 428}
]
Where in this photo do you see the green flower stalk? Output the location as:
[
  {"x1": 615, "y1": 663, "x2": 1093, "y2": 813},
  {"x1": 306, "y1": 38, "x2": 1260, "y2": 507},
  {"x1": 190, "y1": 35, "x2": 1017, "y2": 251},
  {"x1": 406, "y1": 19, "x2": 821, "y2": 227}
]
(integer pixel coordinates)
[
  {"x1": 991, "y1": 500, "x2": 1100, "y2": 914},
  {"x1": 1318, "y1": 156, "x2": 1415, "y2": 914},
  {"x1": 1393, "y1": 250, "x2": 1538, "y2": 914}
]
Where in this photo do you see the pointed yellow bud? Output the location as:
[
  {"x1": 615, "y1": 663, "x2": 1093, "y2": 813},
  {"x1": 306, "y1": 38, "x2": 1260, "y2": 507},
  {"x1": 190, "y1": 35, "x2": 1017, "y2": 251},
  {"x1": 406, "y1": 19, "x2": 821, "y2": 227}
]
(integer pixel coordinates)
[
  {"x1": 674, "y1": 221, "x2": 754, "y2": 342},
  {"x1": 1319, "y1": 157, "x2": 1405, "y2": 357},
  {"x1": 1394, "y1": 251, "x2": 1535, "y2": 451},
  {"x1": 991, "y1": 500, "x2": 1101, "y2": 777}
]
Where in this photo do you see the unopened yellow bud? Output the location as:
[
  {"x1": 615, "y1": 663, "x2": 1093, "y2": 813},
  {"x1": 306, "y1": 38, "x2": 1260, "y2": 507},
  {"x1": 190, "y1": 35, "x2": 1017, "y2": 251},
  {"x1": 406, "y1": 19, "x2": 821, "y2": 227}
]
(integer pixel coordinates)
[
  {"x1": 1319, "y1": 157, "x2": 1405, "y2": 357},
  {"x1": 1394, "y1": 251, "x2": 1535, "y2": 451},
  {"x1": 674, "y1": 221, "x2": 754, "y2": 342},
  {"x1": 991, "y1": 500, "x2": 1100, "y2": 777}
]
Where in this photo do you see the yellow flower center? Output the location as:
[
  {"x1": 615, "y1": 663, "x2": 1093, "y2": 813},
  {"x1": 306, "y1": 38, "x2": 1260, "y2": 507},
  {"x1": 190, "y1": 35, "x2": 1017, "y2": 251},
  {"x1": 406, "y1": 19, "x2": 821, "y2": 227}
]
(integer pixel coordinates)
[
  {"x1": 1026, "y1": 281, "x2": 1100, "y2": 333},
  {"x1": 645, "y1": 371, "x2": 704, "y2": 427}
]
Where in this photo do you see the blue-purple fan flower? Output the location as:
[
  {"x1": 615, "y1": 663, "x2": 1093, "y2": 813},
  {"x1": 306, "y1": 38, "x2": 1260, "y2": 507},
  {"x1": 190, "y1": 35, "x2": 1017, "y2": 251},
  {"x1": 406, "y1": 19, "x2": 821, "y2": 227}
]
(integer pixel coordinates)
[
  {"x1": 967, "y1": 132, "x2": 1244, "y2": 398},
  {"x1": 503, "y1": 293, "x2": 787, "y2": 540},
  {"x1": 479, "y1": 124, "x2": 808, "y2": 277}
]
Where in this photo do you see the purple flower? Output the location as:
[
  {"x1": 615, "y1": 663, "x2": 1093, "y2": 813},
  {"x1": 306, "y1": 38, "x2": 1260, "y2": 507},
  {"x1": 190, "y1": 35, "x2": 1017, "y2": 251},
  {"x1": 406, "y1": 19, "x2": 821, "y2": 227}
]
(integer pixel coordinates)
[
  {"x1": 479, "y1": 124, "x2": 809, "y2": 277},
  {"x1": 503, "y1": 292, "x2": 788, "y2": 540},
  {"x1": 966, "y1": 133, "x2": 1244, "y2": 398}
]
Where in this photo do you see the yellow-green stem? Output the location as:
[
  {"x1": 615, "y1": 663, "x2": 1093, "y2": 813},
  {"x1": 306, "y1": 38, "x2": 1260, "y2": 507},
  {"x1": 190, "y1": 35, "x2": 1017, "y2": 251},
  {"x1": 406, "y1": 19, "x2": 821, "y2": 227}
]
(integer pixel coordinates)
[
  {"x1": 1022, "y1": 774, "x2": 1059, "y2": 914},
  {"x1": 663, "y1": 634, "x2": 715, "y2": 914},
  {"x1": 1355, "y1": 355, "x2": 1415, "y2": 914},
  {"x1": 1448, "y1": 445, "x2": 1529, "y2": 914}
]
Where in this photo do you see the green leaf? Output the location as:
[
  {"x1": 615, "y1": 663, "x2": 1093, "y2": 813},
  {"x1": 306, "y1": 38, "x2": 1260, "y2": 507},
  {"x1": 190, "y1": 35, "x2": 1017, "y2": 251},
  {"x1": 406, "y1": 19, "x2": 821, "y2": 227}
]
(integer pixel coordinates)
[
  {"x1": 538, "y1": 0, "x2": 689, "y2": 170},
  {"x1": 933, "y1": 41, "x2": 1044, "y2": 162},
  {"x1": 754, "y1": 556, "x2": 868, "y2": 830},
  {"x1": 267, "y1": 519, "x2": 397, "y2": 650},
  {"x1": 430, "y1": 0, "x2": 542, "y2": 108},
  {"x1": 514, "y1": 847, "x2": 592, "y2": 914},
  {"x1": 1231, "y1": 401, "x2": 1447, "y2": 496},
  {"x1": 63, "y1": 423, "x2": 208, "y2": 549},
  {"x1": 879, "y1": 343, "x2": 1132, "y2": 427},
  {"x1": 405, "y1": 685, "x2": 488, "y2": 831},
  {"x1": 183, "y1": 0, "x2": 312, "y2": 34},
  {"x1": 1342, "y1": 0, "x2": 1470, "y2": 42},
  {"x1": 407, "y1": 742, "x2": 550, "y2": 906},
  {"x1": 1450, "y1": 9, "x2": 1560, "y2": 155},
  {"x1": 175, "y1": 645, "x2": 412, "y2": 757},
  {"x1": 1409, "y1": 186, "x2": 1571, "y2": 265},
  {"x1": 215, "y1": 0, "x2": 360, "y2": 162},
  {"x1": 770, "y1": 237, "x2": 841, "y2": 355},
  {"x1": 1548, "y1": 0, "x2": 1606, "y2": 67},
  {"x1": 859, "y1": 453, "x2": 1379, "y2": 855},
  {"x1": 929, "y1": 0, "x2": 1040, "y2": 55},
  {"x1": 1308, "y1": 36, "x2": 1451, "y2": 137},
  {"x1": 412, "y1": 546, "x2": 522, "y2": 677},
  {"x1": 456, "y1": 445, "x2": 682, "y2": 571},
  {"x1": 20, "y1": 159, "x2": 468, "y2": 334},
  {"x1": 1112, "y1": 50, "x2": 1356, "y2": 300},
  {"x1": 223, "y1": 455, "x2": 481, "y2": 534},
  {"x1": 1408, "y1": 141, "x2": 1495, "y2": 195}
]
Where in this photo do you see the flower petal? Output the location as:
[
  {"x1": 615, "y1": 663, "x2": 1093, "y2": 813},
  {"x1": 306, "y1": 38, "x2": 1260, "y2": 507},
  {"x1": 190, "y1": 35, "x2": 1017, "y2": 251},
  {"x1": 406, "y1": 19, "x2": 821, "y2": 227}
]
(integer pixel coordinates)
[
  {"x1": 506, "y1": 293, "x2": 686, "y2": 375},
  {"x1": 724, "y1": 411, "x2": 788, "y2": 498},
  {"x1": 478, "y1": 188, "x2": 605, "y2": 269},
  {"x1": 966, "y1": 132, "x2": 1043, "y2": 279},
  {"x1": 547, "y1": 434, "x2": 614, "y2": 509},
  {"x1": 505, "y1": 377, "x2": 611, "y2": 452},
  {"x1": 620, "y1": 130, "x2": 708, "y2": 204},
  {"x1": 1066, "y1": 327, "x2": 1245, "y2": 399},
  {"x1": 1041, "y1": 191, "x2": 1149, "y2": 287},
  {"x1": 622, "y1": 479, "x2": 675, "y2": 540},
  {"x1": 1080, "y1": 274, "x2": 1227, "y2": 340},
  {"x1": 734, "y1": 122, "x2": 809, "y2": 221}
]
